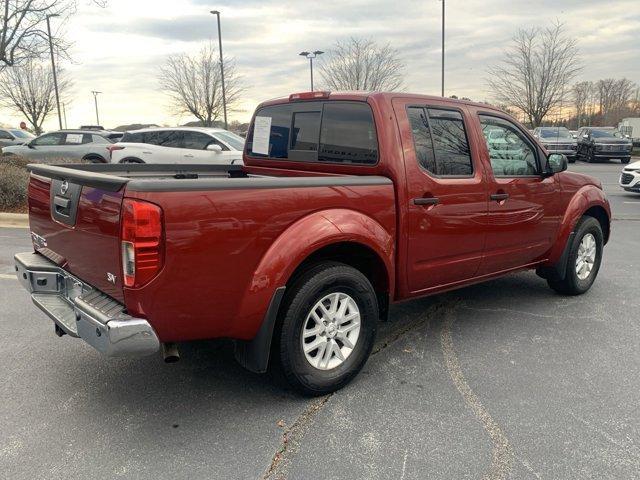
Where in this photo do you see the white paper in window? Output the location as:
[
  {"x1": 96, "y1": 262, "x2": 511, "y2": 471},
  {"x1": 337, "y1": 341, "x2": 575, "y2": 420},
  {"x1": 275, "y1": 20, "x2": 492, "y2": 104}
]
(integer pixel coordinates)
[
  {"x1": 252, "y1": 116, "x2": 271, "y2": 155},
  {"x1": 66, "y1": 133, "x2": 83, "y2": 144}
]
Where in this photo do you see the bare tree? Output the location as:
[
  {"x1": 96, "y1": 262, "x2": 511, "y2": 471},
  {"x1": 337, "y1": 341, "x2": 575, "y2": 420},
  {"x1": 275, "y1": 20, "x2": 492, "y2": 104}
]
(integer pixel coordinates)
[
  {"x1": 319, "y1": 38, "x2": 405, "y2": 92},
  {"x1": 596, "y1": 78, "x2": 636, "y2": 125},
  {"x1": 487, "y1": 23, "x2": 581, "y2": 127},
  {"x1": 0, "y1": 0, "x2": 73, "y2": 70},
  {"x1": 573, "y1": 81, "x2": 593, "y2": 127},
  {"x1": 0, "y1": 0, "x2": 108, "y2": 70},
  {"x1": 159, "y1": 42, "x2": 244, "y2": 127},
  {"x1": 0, "y1": 58, "x2": 70, "y2": 133}
]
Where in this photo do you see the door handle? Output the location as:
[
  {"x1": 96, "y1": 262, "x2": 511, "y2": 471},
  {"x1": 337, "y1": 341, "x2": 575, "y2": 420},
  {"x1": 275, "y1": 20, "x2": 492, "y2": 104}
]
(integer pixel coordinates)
[
  {"x1": 184, "y1": 154, "x2": 194, "y2": 158},
  {"x1": 490, "y1": 193, "x2": 509, "y2": 201},
  {"x1": 413, "y1": 197, "x2": 439, "y2": 206}
]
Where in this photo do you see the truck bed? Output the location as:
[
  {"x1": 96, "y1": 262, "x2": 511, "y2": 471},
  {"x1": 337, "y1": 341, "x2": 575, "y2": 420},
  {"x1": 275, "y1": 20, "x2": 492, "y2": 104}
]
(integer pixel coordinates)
[
  {"x1": 25, "y1": 162, "x2": 395, "y2": 343},
  {"x1": 28, "y1": 163, "x2": 391, "y2": 193}
]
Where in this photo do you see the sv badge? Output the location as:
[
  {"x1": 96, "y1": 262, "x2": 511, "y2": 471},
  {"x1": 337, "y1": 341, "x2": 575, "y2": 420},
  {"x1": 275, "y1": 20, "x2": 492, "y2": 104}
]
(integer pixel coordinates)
[{"x1": 106, "y1": 272, "x2": 117, "y2": 284}]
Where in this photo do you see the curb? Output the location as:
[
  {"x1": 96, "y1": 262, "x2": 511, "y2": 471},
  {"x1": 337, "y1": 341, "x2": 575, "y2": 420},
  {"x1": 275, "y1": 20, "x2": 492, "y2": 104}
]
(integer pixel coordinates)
[{"x1": 0, "y1": 212, "x2": 28, "y2": 229}]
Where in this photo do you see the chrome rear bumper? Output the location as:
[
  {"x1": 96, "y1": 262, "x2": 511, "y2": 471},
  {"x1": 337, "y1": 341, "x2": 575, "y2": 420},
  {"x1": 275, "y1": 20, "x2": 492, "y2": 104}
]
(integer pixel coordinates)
[{"x1": 14, "y1": 251, "x2": 159, "y2": 357}]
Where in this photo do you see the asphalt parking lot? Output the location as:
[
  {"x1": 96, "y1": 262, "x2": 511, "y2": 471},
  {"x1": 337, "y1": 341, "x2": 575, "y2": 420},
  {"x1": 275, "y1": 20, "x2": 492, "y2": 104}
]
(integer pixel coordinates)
[{"x1": 1, "y1": 159, "x2": 639, "y2": 480}]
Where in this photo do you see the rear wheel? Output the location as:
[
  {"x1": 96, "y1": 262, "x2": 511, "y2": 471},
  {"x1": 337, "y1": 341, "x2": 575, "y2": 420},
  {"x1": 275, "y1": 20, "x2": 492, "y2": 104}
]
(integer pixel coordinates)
[
  {"x1": 277, "y1": 262, "x2": 378, "y2": 396},
  {"x1": 120, "y1": 157, "x2": 144, "y2": 164},
  {"x1": 547, "y1": 216, "x2": 603, "y2": 295},
  {"x1": 83, "y1": 155, "x2": 105, "y2": 164}
]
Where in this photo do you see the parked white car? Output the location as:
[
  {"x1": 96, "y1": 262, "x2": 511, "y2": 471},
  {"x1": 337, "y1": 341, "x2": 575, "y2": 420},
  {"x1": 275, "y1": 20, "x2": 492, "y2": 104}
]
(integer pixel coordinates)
[
  {"x1": 619, "y1": 160, "x2": 640, "y2": 193},
  {"x1": 108, "y1": 127, "x2": 244, "y2": 165}
]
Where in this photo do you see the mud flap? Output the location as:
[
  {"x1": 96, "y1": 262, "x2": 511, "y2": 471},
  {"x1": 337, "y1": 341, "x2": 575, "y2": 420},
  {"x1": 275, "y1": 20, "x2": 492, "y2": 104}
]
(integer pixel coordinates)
[
  {"x1": 536, "y1": 232, "x2": 576, "y2": 281},
  {"x1": 234, "y1": 287, "x2": 286, "y2": 374}
]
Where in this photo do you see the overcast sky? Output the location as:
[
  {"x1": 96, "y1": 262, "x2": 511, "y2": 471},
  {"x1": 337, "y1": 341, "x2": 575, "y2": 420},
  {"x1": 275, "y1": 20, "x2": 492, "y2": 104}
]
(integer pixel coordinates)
[{"x1": 2, "y1": 0, "x2": 639, "y2": 131}]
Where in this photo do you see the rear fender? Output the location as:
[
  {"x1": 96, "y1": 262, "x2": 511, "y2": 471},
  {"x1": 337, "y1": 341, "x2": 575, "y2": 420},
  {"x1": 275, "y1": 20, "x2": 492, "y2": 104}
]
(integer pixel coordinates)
[
  {"x1": 546, "y1": 185, "x2": 610, "y2": 266},
  {"x1": 235, "y1": 208, "x2": 394, "y2": 340}
]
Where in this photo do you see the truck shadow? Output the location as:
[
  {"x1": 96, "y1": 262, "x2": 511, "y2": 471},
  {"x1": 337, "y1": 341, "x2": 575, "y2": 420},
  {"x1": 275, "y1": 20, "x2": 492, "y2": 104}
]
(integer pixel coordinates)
[{"x1": 68, "y1": 272, "x2": 557, "y2": 422}]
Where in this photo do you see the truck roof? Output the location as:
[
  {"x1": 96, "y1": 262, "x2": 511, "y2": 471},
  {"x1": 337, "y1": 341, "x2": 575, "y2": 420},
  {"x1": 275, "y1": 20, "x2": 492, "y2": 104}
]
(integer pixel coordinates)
[{"x1": 257, "y1": 91, "x2": 503, "y2": 113}]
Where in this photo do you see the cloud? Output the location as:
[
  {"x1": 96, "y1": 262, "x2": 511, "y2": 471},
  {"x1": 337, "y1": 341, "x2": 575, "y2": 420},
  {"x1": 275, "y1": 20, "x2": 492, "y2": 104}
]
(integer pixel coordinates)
[{"x1": 3, "y1": 0, "x2": 637, "y2": 131}]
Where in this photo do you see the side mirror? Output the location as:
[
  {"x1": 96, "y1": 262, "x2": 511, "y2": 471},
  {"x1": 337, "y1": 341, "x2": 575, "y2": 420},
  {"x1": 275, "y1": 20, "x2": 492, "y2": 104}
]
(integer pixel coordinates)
[
  {"x1": 207, "y1": 144, "x2": 223, "y2": 153},
  {"x1": 572, "y1": 134, "x2": 578, "y2": 139},
  {"x1": 548, "y1": 153, "x2": 568, "y2": 174},
  {"x1": 582, "y1": 134, "x2": 589, "y2": 139}
]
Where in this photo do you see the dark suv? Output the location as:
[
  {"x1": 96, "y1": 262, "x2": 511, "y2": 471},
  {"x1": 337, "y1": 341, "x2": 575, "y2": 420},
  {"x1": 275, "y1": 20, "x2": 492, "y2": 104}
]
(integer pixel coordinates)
[{"x1": 576, "y1": 127, "x2": 633, "y2": 164}]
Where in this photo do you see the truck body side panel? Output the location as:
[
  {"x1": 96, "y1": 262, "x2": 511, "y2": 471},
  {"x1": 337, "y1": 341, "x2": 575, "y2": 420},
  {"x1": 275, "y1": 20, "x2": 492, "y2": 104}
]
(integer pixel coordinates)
[{"x1": 123, "y1": 182, "x2": 396, "y2": 342}]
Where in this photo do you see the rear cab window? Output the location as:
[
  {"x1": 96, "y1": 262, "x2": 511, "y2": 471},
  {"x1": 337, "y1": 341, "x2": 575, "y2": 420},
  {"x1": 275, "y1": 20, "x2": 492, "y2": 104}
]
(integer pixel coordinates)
[{"x1": 246, "y1": 101, "x2": 378, "y2": 165}]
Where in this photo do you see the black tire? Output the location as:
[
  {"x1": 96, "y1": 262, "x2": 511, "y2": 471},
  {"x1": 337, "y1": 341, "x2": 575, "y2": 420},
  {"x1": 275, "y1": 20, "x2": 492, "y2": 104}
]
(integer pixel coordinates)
[
  {"x1": 83, "y1": 155, "x2": 105, "y2": 164},
  {"x1": 587, "y1": 148, "x2": 595, "y2": 163},
  {"x1": 547, "y1": 216, "x2": 603, "y2": 295},
  {"x1": 120, "y1": 157, "x2": 144, "y2": 164},
  {"x1": 277, "y1": 262, "x2": 378, "y2": 396},
  {"x1": 621, "y1": 158, "x2": 630, "y2": 164}
]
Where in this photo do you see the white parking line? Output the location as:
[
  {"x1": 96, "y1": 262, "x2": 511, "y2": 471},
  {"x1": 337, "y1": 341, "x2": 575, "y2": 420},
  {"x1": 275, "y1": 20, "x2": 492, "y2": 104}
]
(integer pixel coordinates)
[{"x1": 0, "y1": 274, "x2": 15, "y2": 280}]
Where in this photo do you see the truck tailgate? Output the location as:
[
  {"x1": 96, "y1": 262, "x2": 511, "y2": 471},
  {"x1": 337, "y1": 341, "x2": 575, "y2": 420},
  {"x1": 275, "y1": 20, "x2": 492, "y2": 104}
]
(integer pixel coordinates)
[{"x1": 28, "y1": 174, "x2": 125, "y2": 302}]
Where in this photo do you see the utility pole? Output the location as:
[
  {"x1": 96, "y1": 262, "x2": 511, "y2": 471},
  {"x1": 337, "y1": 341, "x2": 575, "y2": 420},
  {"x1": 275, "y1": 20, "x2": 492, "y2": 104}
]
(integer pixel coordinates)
[
  {"x1": 210, "y1": 10, "x2": 228, "y2": 129},
  {"x1": 91, "y1": 91, "x2": 102, "y2": 125},
  {"x1": 45, "y1": 14, "x2": 62, "y2": 130}
]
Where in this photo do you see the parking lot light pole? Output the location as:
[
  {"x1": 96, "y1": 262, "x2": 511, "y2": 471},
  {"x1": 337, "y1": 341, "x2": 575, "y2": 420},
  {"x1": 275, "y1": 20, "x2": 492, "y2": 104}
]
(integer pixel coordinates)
[
  {"x1": 45, "y1": 14, "x2": 63, "y2": 130},
  {"x1": 210, "y1": 10, "x2": 228, "y2": 130},
  {"x1": 441, "y1": 0, "x2": 445, "y2": 97},
  {"x1": 299, "y1": 51, "x2": 324, "y2": 91},
  {"x1": 91, "y1": 91, "x2": 102, "y2": 125}
]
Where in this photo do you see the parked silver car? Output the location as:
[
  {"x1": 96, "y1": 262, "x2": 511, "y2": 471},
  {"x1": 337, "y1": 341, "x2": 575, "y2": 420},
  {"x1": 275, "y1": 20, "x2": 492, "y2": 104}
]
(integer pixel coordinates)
[
  {"x1": 0, "y1": 128, "x2": 35, "y2": 149},
  {"x1": 532, "y1": 126, "x2": 578, "y2": 163},
  {"x1": 1, "y1": 129, "x2": 123, "y2": 162}
]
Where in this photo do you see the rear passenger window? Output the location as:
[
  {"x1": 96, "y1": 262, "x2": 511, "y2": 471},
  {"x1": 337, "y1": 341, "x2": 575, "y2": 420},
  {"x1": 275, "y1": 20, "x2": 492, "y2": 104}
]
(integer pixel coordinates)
[
  {"x1": 407, "y1": 107, "x2": 473, "y2": 176},
  {"x1": 122, "y1": 132, "x2": 143, "y2": 143},
  {"x1": 147, "y1": 130, "x2": 183, "y2": 148}
]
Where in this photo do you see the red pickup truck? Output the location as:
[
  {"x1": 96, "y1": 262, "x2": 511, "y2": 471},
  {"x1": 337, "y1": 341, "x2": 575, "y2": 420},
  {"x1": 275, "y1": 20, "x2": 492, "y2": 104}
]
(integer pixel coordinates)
[{"x1": 15, "y1": 92, "x2": 611, "y2": 395}]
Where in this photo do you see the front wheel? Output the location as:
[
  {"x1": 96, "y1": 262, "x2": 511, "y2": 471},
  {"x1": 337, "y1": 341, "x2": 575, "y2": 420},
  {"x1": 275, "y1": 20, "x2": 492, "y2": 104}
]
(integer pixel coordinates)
[
  {"x1": 278, "y1": 262, "x2": 378, "y2": 396},
  {"x1": 547, "y1": 216, "x2": 603, "y2": 295}
]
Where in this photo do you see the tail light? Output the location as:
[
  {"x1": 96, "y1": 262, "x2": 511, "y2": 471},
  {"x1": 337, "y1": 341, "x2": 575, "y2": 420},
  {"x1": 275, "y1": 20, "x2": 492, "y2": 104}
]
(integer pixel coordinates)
[
  {"x1": 121, "y1": 199, "x2": 163, "y2": 288},
  {"x1": 107, "y1": 145, "x2": 124, "y2": 161}
]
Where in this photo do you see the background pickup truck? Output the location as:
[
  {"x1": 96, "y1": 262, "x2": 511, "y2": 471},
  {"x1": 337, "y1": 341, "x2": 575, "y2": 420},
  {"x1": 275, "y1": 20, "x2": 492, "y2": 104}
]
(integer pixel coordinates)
[{"x1": 16, "y1": 91, "x2": 611, "y2": 395}]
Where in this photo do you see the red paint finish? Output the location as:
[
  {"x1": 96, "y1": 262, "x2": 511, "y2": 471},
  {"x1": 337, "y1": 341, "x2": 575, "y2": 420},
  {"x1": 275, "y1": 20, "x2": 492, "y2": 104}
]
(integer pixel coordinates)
[
  {"x1": 26, "y1": 92, "x2": 611, "y2": 345},
  {"x1": 28, "y1": 175, "x2": 125, "y2": 302},
  {"x1": 123, "y1": 185, "x2": 396, "y2": 341}
]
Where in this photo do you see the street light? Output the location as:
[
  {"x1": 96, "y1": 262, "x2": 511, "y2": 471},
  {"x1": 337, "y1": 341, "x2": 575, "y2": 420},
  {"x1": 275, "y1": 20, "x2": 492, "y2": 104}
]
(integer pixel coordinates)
[
  {"x1": 441, "y1": 0, "x2": 445, "y2": 97},
  {"x1": 210, "y1": 10, "x2": 228, "y2": 129},
  {"x1": 45, "y1": 14, "x2": 62, "y2": 130},
  {"x1": 91, "y1": 91, "x2": 102, "y2": 125},
  {"x1": 299, "y1": 50, "x2": 324, "y2": 91}
]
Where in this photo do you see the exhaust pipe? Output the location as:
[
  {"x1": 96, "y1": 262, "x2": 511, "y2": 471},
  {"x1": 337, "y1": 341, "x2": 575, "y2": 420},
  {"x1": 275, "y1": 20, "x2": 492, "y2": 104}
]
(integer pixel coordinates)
[{"x1": 162, "y1": 342, "x2": 180, "y2": 363}]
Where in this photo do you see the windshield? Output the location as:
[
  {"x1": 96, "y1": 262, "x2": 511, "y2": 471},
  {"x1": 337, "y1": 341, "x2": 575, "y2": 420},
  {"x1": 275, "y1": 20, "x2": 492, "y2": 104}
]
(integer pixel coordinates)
[
  {"x1": 214, "y1": 131, "x2": 245, "y2": 150},
  {"x1": 591, "y1": 129, "x2": 622, "y2": 139},
  {"x1": 539, "y1": 128, "x2": 572, "y2": 139},
  {"x1": 10, "y1": 130, "x2": 34, "y2": 139}
]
